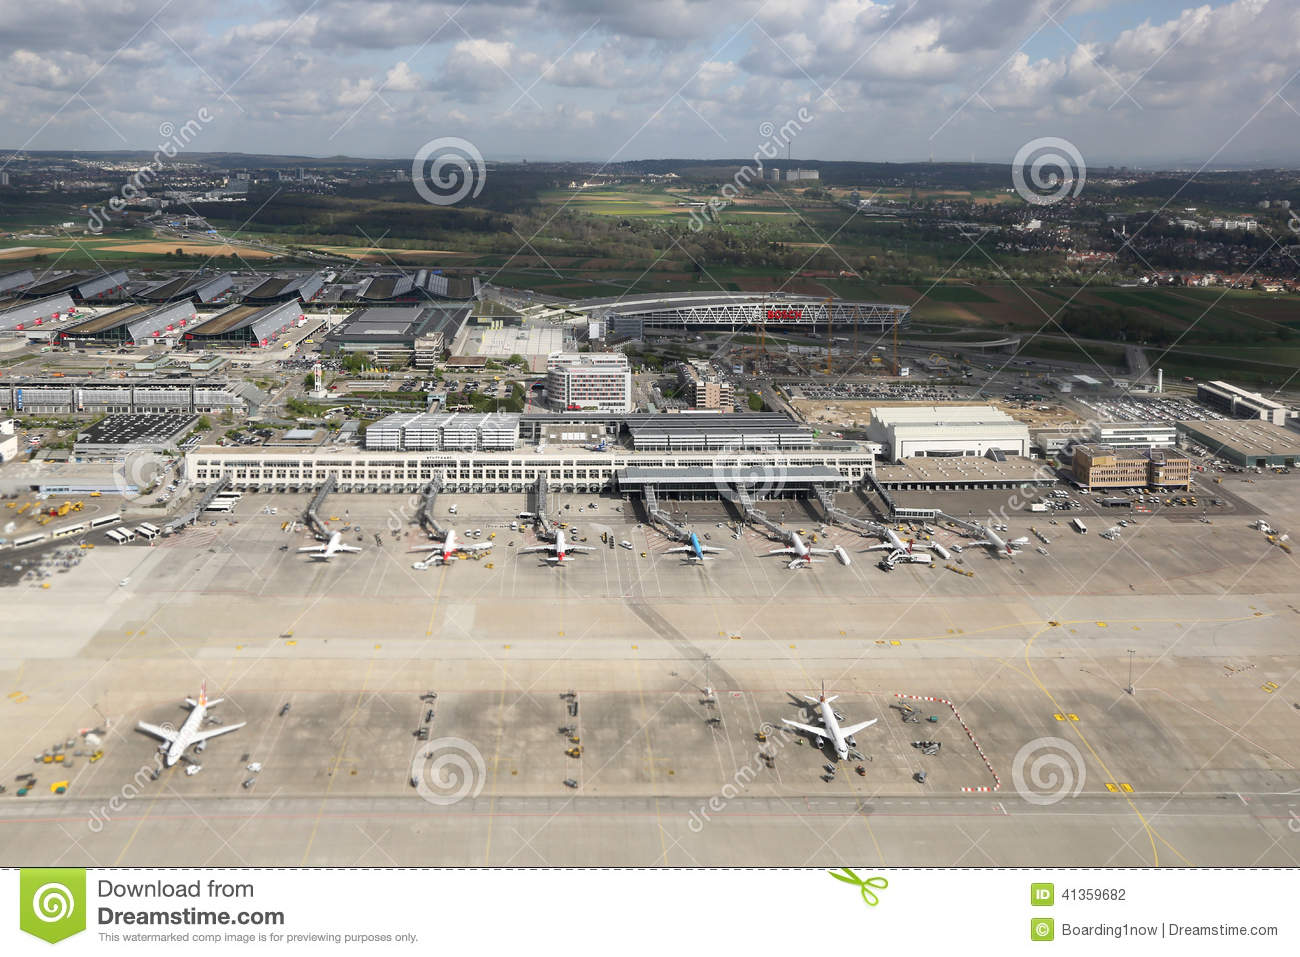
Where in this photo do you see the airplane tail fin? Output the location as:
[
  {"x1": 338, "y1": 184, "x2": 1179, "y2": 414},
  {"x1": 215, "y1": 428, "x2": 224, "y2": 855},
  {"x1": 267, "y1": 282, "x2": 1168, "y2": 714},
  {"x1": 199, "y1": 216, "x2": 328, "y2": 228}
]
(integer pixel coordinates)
[{"x1": 199, "y1": 680, "x2": 207, "y2": 708}]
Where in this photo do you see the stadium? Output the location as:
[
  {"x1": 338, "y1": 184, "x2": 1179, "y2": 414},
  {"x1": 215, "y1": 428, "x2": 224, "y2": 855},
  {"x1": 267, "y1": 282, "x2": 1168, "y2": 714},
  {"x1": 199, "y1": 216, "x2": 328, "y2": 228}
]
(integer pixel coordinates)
[{"x1": 557, "y1": 291, "x2": 911, "y2": 337}]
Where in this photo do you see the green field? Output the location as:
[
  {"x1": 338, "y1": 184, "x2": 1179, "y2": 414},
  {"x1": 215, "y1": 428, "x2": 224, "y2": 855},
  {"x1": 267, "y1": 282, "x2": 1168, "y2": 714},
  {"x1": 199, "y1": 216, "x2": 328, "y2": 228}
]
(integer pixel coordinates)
[{"x1": 913, "y1": 285, "x2": 997, "y2": 303}]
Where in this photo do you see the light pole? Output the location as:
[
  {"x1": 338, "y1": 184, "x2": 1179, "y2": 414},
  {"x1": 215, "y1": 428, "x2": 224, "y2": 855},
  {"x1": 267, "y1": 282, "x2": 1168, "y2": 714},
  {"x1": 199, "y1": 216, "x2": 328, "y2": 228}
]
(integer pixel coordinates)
[{"x1": 1126, "y1": 649, "x2": 1135, "y2": 695}]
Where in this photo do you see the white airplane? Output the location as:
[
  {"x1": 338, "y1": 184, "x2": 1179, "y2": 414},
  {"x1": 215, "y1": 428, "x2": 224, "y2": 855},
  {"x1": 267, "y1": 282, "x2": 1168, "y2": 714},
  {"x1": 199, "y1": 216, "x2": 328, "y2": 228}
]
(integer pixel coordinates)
[
  {"x1": 136, "y1": 682, "x2": 246, "y2": 767},
  {"x1": 410, "y1": 529, "x2": 493, "y2": 565},
  {"x1": 298, "y1": 530, "x2": 362, "y2": 561},
  {"x1": 782, "y1": 682, "x2": 877, "y2": 761},
  {"x1": 767, "y1": 531, "x2": 836, "y2": 569},
  {"x1": 971, "y1": 524, "x2": 1029, "y2": 557},
  {"x1": 521, "y1": 528, "x2": 595, "y2": 565},
  {"x1": 665, "y1": 532, "x2": 725, "y2": 563}
]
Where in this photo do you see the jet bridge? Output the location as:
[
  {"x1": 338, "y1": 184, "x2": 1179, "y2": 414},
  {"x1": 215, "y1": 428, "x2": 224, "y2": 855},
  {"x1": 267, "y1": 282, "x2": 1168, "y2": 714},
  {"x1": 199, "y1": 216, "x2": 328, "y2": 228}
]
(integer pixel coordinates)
[
  {"x1": 533, "y1": 475, "x2": 555, "y2": 538},
  {"x1": 643, "y1": 484, "x2": 690, "y2": 542},
  {"x1": 305, "y1": 475, "x2": 337, "y2": 539},
  {"x1": 164, "y1": 476, "x2": 230, "y2": 533},
  {"x1": 418, "y1": 475, "x2": 445, "y2": 537},
  {"x1": 812, "y1": 484, "x2": 889, "y2": 538}
]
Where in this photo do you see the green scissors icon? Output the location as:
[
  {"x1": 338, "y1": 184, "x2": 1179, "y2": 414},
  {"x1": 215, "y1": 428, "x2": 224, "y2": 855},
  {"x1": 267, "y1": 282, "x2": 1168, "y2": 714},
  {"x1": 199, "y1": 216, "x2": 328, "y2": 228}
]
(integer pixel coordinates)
[{"x1": 828, "y1": 868, "x2": 888, "y2": 906}]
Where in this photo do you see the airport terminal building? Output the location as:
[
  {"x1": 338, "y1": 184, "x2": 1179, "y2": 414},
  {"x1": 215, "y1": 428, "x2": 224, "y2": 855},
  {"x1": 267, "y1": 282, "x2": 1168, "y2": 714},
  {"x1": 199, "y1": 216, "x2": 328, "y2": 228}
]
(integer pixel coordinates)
[{"x1": 186, "y1": 445, "x2": 878, "y2": 494}]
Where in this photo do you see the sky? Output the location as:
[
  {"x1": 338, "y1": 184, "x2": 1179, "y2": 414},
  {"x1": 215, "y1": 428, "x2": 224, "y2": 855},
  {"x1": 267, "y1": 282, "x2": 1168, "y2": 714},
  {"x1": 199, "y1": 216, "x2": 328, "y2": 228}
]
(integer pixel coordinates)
[{"x1": 1, "y1": 0, "x2": 1298, "y2": 168}]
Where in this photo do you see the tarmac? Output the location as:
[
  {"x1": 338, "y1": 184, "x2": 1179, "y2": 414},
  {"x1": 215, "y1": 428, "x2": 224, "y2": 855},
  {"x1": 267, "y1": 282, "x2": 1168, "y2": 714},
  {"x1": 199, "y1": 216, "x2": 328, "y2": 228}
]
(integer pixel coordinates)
[{"x1": 2, "y1": 474, "x2": 1299, "y2": 866}]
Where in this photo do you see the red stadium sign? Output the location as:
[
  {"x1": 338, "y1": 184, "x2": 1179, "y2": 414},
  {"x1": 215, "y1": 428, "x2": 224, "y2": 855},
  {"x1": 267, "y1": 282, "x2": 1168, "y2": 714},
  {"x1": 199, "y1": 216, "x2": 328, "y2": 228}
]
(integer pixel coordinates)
[{"x1": 766, "y1": 308, "x2": 803, "y2": 320}]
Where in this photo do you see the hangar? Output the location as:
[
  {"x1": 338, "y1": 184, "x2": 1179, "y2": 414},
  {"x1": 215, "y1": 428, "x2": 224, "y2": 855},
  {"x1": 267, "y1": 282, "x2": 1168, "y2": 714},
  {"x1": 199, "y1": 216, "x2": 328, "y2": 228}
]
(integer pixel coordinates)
[
  {"x1": 138, "y1": 272, "x2": 233, "y2": 304},
  {"x1": 186, "y1": 299, "x2": 303, "y2": 348},
  {"x1": 0, "y1": 294, "x2": 77, "y2": 334},
  {"x1": 60, "y1": 300, "x2": 198, "y2": 345},
  {"x1": 867, "y1": 405, "x2": 1030, "y2": 461},
  {"x1": 18, "y1": 269, "x2": 128, "y2": 302},
  {"x1": 242, "y1": 272, "x2": 325, "y2": 305}
]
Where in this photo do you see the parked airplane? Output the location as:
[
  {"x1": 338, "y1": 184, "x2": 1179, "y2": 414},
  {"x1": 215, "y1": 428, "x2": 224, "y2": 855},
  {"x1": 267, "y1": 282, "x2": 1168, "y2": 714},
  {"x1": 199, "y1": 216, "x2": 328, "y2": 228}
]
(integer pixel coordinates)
[
  {"x1": 298, "y1": 530, "x2": 362, "y2": 561},
  {"x1": 410, "y1": 529, "x2": 493, "y2": 565},
  {"x1": 781, "y1": 682, "x2": 877, "y2": 761},
  {"x1": 767, "y1": 531, "x2": 836, "y2": 569},
  {"x1": 971, "y1": 524, "x2": 1029, "y2": 557},
  {"x1": 136, "y1": 682, "x2": 246, "y2": 766},
  {"x1": 865, "y1": 526, "x2": 918, "y2": 554},
  {"x1": 521, "y1": 528, "x2": 595, "y2": 565},
  {"x1": 665, "y1": 532, "x2": 725, "y2": 563}
]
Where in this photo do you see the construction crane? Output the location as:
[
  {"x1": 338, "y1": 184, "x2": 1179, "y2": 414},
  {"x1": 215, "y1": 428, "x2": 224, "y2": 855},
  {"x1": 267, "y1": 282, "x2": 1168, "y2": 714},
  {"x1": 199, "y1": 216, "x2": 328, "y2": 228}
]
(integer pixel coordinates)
[{"x1": 824, "y1": 297, "x2": 834, "y2": 374}]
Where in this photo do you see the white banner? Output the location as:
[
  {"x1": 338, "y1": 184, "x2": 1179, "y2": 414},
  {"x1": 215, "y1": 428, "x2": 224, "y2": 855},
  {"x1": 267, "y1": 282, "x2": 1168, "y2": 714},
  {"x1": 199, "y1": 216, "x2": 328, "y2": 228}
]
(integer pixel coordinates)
[{"x1": 5, "y1": 868, "x2": 1295, "y2": 955}]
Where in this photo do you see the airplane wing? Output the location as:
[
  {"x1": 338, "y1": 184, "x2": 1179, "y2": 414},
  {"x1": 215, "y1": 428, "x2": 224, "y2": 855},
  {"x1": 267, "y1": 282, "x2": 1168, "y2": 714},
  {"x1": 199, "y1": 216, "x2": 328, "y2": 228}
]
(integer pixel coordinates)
[
  {"x1": 664, "y1": 546, "x2": 691, "y2": 554},
  {"x1": 136, "y1": 721, "x2": 178, "y2": 743},
  {"x1": 840, "y1": 718, "x2": 878, "y2": 736},
  {"x1": 568, "y1": 546, "x2": 596, "y2": 553},
  {"x1": 808, "y1": 548, "x2": 836, "y2": 556},
  {"x1": 519, "y1": 544, "x2": 553, "y2": 554},
  {"x1": 782, "y1": 718, "x2": 829, "y2": 739},
  {"x1": 296, "y1": 545, "x2": 326, "y2": 554},
  {"x1": 767, "y1": 547, "x2": 795, "y2": 555},
  {"x1": 865, "y1": 544, "x2": 893, "y2": 551},
  {"x1": 192, "y1": 722, "x2": 246, "y2": 742},
  {"x1": 337, "y1": 545, "x2": 363, "y2": 553},
  {"x1": 700, "y1": 545, "x2": 726, "y2": 554},
  {"x1": 408, "y1": 545, "x2": 441, "y2": 553}
]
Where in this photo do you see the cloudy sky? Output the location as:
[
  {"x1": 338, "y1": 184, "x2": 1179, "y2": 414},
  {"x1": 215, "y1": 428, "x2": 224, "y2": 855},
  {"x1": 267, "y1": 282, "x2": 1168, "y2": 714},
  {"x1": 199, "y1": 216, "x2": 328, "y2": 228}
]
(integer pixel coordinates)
[{"x1": 2, "y1": 0, "x2": 1297, "y2": 167}]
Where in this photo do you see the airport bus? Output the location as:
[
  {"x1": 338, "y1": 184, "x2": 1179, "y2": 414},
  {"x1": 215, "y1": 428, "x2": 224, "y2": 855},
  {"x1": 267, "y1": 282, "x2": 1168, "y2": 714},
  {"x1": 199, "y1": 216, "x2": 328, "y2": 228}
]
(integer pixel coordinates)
[
  {"x1": 1071, "y1": 517, "x2": 1087, "y2": 534},
  {"x1": 14, "y1": 532, "x2": 46, "y2": 548},
  {"x1": 105, "y1": 528, "x2": 128, "y2": 544},
  {"x1": 114, "y1": 527, "x2": 136, "y2": 543},
  {"x1": 204, "y1": 500, "x2": 234, "y2": 512},
  {"x1": 52, "y1": 522, "x2": 88, "y2": 539},
  {"x1": 135, "y1": 523, "x2": 160, "y2": 541},
  {"x1": 89, "y1": 513, "x2": 122, "y2": 530}
]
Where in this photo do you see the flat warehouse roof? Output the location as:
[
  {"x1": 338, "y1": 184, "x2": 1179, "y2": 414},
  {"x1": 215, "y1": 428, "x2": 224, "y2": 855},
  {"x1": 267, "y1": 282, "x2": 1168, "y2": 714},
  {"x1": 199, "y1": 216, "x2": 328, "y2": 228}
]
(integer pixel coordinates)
[
  {"x1": 76, "y1": 412, "x2": 196, "y2": 445},
  {"x1": 1179, "y1": 419, "x2": 1300, "y2": 456}
]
